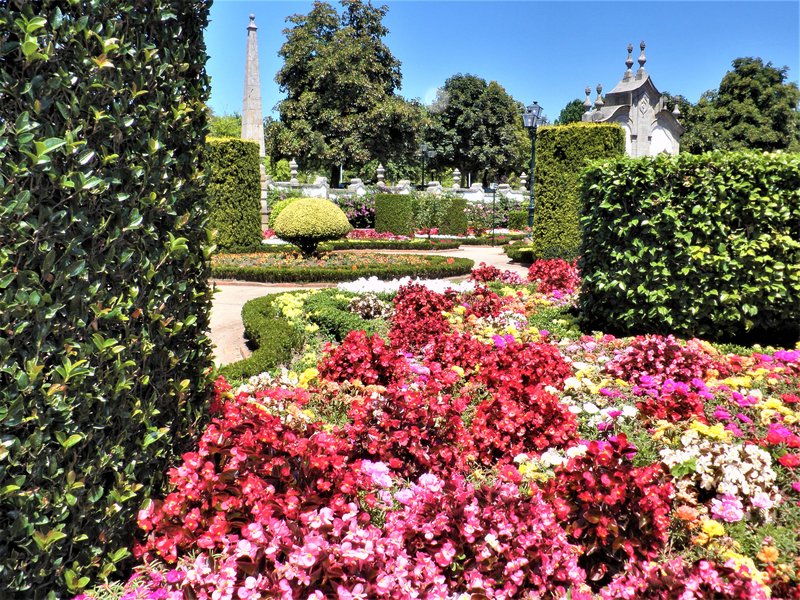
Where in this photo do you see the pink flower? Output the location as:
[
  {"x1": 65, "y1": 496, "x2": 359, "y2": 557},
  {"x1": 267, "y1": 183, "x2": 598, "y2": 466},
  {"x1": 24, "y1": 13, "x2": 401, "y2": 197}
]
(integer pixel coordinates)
[{"x1": 710, "y1": 494, "x2": 744, "y2": 522}]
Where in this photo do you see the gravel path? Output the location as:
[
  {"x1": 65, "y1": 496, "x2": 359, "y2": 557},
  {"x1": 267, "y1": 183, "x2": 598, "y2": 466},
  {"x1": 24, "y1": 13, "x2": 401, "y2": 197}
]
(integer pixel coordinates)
[{"x1": 209, "y1": 245, "x2": 525, "y2": 366}]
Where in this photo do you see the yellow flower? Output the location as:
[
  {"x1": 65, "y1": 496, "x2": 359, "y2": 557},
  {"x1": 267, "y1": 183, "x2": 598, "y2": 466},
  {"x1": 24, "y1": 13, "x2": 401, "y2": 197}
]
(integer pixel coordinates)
[
  {"x1": 701, "y1": 519, "x2": 725, "y2": 538},
  {"x1": 298, "y1": 368, "x2": 319, "y2": 388},
  {"x1": 689, "y1": 421, "x2": 732, "y2": 441},
  {"x1": 451, "y1": 365, "x2": 465, "y2": 377}
]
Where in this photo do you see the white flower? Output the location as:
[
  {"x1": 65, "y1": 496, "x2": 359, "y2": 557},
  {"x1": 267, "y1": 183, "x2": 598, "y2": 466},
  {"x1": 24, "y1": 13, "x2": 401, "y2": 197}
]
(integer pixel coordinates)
[
  {"x1": 563, "y1": 377, "x2": 581, "y2": 391},
  {"x1": 566, "y1": 444, "x2": 588, "y2": 459},
  {"x1": 540, "y1": 449, "x2": 565, "y2": 467},
  {"x1": 621, "y1": 405, "x2": 639, "y2": 418},
  {"x1": 582, "y1": 402, "x2": 600, "y2": 414}
]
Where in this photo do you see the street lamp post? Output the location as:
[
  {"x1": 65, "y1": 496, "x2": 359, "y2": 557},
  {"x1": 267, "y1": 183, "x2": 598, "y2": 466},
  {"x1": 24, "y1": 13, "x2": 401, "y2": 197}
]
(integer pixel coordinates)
[
  {"x1": 522, "y1": 102, "x2": 545, "y2": 238},
  {"x1": 489, "y1": 182, "x2": 498, "y2": 247},
  {"x1": 419, "y1": 144, "x2": 436, "y2": 190}
]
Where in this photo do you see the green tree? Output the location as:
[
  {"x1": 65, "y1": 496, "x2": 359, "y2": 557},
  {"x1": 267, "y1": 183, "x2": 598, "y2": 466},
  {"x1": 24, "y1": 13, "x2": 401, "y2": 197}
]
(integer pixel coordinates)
[
  {"x1": 427, "y1": 74, "x2": 528, "y2": 186},
  {"x1": 554, "y1": 99, "x2": 585, "y2": 125},
  {"x1": 208, "y1": 112, "x2": 242, "y2": 138},
  {"x1": 273, "y1": 0, "x2": 422, "y2": 186},
  {"x1": 670, "y1": 58, "x2": 800, "y2": 153}
]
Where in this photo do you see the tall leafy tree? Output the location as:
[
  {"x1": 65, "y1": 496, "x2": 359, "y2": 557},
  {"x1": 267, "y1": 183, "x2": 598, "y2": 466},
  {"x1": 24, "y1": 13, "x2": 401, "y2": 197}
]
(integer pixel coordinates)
[
  {"x1": 272, "y1": 0, "x2": 422, "y2": 185},
  {"x1": 427, "y1": 74, "x2": 527, "y2": 186},
  {"x1": 554, "y1": 99, "x2": 585, "y2": 125},
  {"x1": 208, "y1": 111, "x2": 242, "y2": 138},
  {"x1": 667, "y1": 58, "x2": 800, "y2": 153}
]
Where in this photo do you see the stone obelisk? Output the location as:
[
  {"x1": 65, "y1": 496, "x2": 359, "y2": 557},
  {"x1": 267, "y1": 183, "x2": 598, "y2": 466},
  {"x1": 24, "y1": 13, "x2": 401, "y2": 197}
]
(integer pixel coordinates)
[
  {"x1": 242, "y1": 14, "x2": 265, "y2": 157},
  {"x1": 242, "y1": 13, "x2": 268, "y2": 225}
]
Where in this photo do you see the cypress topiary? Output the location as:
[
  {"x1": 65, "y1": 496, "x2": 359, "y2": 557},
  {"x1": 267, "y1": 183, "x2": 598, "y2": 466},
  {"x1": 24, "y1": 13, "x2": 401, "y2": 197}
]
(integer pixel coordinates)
[
  {"x1": 0, "y1": 2, "x2": 213, "y2": 595},
  {"x1": 532, "y1": 122, "x2": 625, "y2": 259},
  {"x1": 205, "y1": 137, "x2": 262, "y2": 251}
]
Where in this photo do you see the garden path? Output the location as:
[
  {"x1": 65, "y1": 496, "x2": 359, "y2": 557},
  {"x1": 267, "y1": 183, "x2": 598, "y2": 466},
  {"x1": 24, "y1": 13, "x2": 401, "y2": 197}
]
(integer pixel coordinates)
[{"x1": 209, "y1": 245, "x2": 526, "y2": 366}]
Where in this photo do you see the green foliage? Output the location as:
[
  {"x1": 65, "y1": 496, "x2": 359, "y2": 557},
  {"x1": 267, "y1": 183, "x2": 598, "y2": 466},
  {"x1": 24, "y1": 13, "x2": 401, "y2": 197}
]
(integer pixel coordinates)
[
  {"x1": 204, "y1": 138, "x2": 263, "y2": 251},
  {"x1": 426, "y1": 74, "x2": 529, "y2": 185},
  {"x1": 211, "y1": 255, "x2": 474, "y2": 283},
  {"x1": 272, "y1": 158, "x2": 292, "y2": 181},
  {"x1": 533, "y1": 122, "x2": 625, "y2": 259},
  {"x1": 302, "y1": 290, "x2": 387, "y2": 341},
  {"x1": 439, "y1": 197, "x2": 468, "y2": 235},
  {"x1": 271, "y1": 0, "x2": 423, "y2": 182},
  {"x1": 580, "y1": 151, "x2": 800, "y2": 344},
  {"x1": 268, "y1": 197, "x2": 302, "y2": 229},
  {"x1": 273, "y1": 198, "x2": 352, "y2": 256},
  {"x1": 508, "y1": 209, "x2": 528, "y2": 230},
  {"x1": 208, "y1": 112, "x2": 242, "y2": 138},
  {"x1": 219, "y1": 294, "x2": 305, "y2": 381},
  {"x1": 0, "y1": 2, "x2": 213, "y2": 595},
  {"x1": 375, "y1": 193, "x2": 414, "y2": 235},
  {"x1": 675, "y1": 58, "x2": 800, "y2": 154},
  {"x1": 554, "y1": 99, "x2": 586, "y2": 125}
]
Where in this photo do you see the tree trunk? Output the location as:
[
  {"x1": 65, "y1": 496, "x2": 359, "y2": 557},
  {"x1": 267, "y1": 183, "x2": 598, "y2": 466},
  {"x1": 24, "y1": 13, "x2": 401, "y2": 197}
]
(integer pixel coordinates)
[{"x1": 330, "y1": 165, "x2": 341, "y2": 188}]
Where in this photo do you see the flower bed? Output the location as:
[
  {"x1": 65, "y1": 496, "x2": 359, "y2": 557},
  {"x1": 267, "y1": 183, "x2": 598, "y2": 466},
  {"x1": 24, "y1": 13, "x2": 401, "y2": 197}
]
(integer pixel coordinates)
[
  {"x1": 81, "y1": 261, "x2": 800, "y2": 599},
  {"x1": 211, "y1": 251, "x2": 473, "y2": 283}
]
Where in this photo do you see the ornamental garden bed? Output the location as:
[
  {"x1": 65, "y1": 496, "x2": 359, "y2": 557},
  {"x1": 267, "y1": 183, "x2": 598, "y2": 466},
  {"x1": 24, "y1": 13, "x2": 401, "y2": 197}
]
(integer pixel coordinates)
[
  {"x1": 85, "y1": 260, "x2": 800, "y2": 599},
  {"x1": 211, "y1": 251, "x2": 474, "y2": 283}
]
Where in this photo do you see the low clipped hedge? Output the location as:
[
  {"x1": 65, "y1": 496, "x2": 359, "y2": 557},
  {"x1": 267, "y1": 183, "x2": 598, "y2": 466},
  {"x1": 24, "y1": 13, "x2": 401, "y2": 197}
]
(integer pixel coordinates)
[
  {"x1": 219, "y1": 294, "x2": 305, "y2": 380},
  {"x1": 211, "y1": 254, "x2": 474, "y2": 283},
  {"x1": 580, "y1": 151, "x2": 800, "y2": 344},
  {"x1": 532, "y1": 123, "x2": 625, "y2": 260},
  {"x1": 375, "y1": 193, "x2": 414, "y2": 236},
  {"x1": 205, "y1": 137, "x2": 263, "y2": 251},
  {"x1": 220, "y1": 290, "x2": 388, "y2": 379},
  {"x1": 439, "y1": 197, "x2": 468, "y2": 235}
]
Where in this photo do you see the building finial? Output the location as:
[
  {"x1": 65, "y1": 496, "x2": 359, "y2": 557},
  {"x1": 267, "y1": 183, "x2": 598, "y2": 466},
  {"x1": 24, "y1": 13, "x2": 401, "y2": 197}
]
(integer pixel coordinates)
[
  {"x1": 624, "y1": 43, "x2": 634, "y2": 79},
  {"x1": 248, "y1": 14, "x2": 257, "y2": 30},
  {"x1": 584, "y1": 85, "x2": 592, "y2": 112},
  {"x1": 637, "y1": 40, "x2": 647, "y2": 76},
  {"x1": 594, "y1": 83, "x2": 604, "y2": 110}
]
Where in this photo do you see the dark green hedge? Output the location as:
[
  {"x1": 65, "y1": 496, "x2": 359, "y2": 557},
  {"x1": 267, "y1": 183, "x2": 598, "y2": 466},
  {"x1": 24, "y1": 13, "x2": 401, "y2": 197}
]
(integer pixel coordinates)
[
  {"x1": 212, "y1": 256, "x2": 474, "y2": 283},
  {"x1": 508, "y1": 209, "x2": 528, "y2": 231},
  {"x1": 440, "y1": 197, "x2": 468, "y2": 235},
  {"x1": 375, "y1": 193, "x2": 414, "y2": 236},
  {"x1": 219, "y1": 294, "x2": 305, "y2": 380},
  {"x1": 205, "y1": 137, "x2": 262, "y2": 252},
  {"x1": 532, "y1": 122, "x2": 625, "y2": 259},
  {"x1": 301, "y1": 291, "x2": 387, "y2": 341},
  {"x1": 0, "y1": 2, "x2": 213, "y2": 595},
  {"x1": 580, "y1": 151, "x2": 800, "y2": 344}
]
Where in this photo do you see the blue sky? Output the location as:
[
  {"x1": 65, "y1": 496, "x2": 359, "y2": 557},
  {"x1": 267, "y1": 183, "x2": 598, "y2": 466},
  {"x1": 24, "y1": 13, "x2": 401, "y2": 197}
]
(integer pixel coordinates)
[{"x1": 206, "y1": 1, "x2": 800, "y2": 122}]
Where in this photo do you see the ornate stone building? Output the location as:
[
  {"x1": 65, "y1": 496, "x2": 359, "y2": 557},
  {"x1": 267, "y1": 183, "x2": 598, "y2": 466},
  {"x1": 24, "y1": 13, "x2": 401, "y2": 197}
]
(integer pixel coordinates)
[{"x1": 582, "y1": 42, "x2": 683, "y2": 156}]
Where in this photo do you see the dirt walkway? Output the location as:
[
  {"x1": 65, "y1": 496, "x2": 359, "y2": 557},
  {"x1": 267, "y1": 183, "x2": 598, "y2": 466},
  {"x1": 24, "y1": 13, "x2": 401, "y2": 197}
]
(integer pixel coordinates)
[{"x1": 209, "y1": 245, "x2": 525, "y2": 366}]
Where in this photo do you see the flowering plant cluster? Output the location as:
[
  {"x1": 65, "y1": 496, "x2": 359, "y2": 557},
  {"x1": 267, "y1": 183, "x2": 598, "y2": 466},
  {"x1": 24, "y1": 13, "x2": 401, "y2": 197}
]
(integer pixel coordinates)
[
  {"x1": 527, "y1": 258, "x2": 580, "y2": 295},
  {"x1": 469, "y1": 262, "x2": 525, "y2": 285},
  {"x1": 79, "y1": 276, "x2": 800, "y2": 599},
  {"x1": 347, "y1": 292, "x2": 391, "y2": 320},
  {"x1": 347, "y1": 228, "x2": 409, "y2": 240}
]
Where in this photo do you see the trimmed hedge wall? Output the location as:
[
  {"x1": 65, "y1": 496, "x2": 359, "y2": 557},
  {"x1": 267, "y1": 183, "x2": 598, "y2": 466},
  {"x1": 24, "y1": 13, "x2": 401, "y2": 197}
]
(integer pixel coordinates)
[
  {"x1": 440, "y1": 197, "x2": 468, "y2": 235},
  {"x1": 212, "y1": 256, "x2": 474, "y2": 283},
  {"x1": 508, "y1": 209, "x2": 528, "y2": 231},
  {"x1": 0, "y1": 2, "x2": 213, "y2": 595},
  {"x1": 532, "y1": 122, "x2": 625, "y2": 259},
  {"x1": 580, "y1": 151, "x2": 800, "y2": 344},
  {"x1": 375, "y1": 193, "x2": 414, "y2": 236},
  {"x1": 205, "y1": 137, "x2": 262, "y2": 252}
]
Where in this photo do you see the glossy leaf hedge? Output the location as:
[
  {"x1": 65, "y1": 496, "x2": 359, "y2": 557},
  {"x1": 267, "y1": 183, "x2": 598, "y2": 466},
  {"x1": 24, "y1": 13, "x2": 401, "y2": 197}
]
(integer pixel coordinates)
[
  {"x1": 375, "y1": 193, "x2": 414, "y2": 236},
  {"x1": 580, "y1": 151, "x2": 800, "y2": 344},
  {"x1": 204, "y1": 137, "x2": 262, "y2": 251},
  {"x1": 0, "y1": 2, "x2": 213, "y2": 596},
  {"x1": 532, "y1": 123, "x2": 625, "y2": 259}
]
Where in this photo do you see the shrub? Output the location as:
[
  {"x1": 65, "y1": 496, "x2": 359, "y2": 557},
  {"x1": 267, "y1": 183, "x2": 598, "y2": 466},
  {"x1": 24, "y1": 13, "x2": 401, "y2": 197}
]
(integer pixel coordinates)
[
  {"x1": 273, "y1": 198, "x2": 352, "y2": 256},
  {"x1": 389, "y1": 284, "x2": 456, "y2": 351},
  {"x1": 204, "y1": 137, "x2": 263, "y2": 251},
  {"x1": 0, "y1": 2, "x2": 213, "y2": 594},
  {"x1": 267, "y1": 195, "x2": 301, "y2": 229},
  {"x1": 375, "y1": 193, "x2": 413, "y2": 236},
  {"x1": 439, "y1": 197, "x2": 468, "y2": 235},
  {"x1": 527, "y1": 258, "x2": 581, "y2": 294},
  {"x1": 318, "y1": 331, "x2": 408, "y2": 387},
  {"x1": 334, "y1": 194, "x2": 376, "y2": 229},
  {"x1": 532, "y1": 122, "x2": 625, "y2": 259},
  {"x1": 508, "y1": 209, "x2": 528, "y2": 230},
  {"x1": 579, "y1": 151, "x2": 800, "y2": 344}
]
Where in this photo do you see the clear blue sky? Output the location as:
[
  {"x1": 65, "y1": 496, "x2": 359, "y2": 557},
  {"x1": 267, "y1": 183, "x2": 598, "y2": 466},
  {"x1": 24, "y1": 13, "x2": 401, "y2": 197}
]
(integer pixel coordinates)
[{"x1": 206, "y1": 1, "x2": 800, "y2": 122}]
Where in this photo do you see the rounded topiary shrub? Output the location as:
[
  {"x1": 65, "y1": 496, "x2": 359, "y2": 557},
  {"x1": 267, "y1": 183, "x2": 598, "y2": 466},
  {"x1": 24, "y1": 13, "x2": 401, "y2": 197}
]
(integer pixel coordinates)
[
  {"x1": 273, "y1": 198, "x2": 352, "y2": 256},
  {"x1": 268, "y1": 196, "x2": 301, "y2": 229}
]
